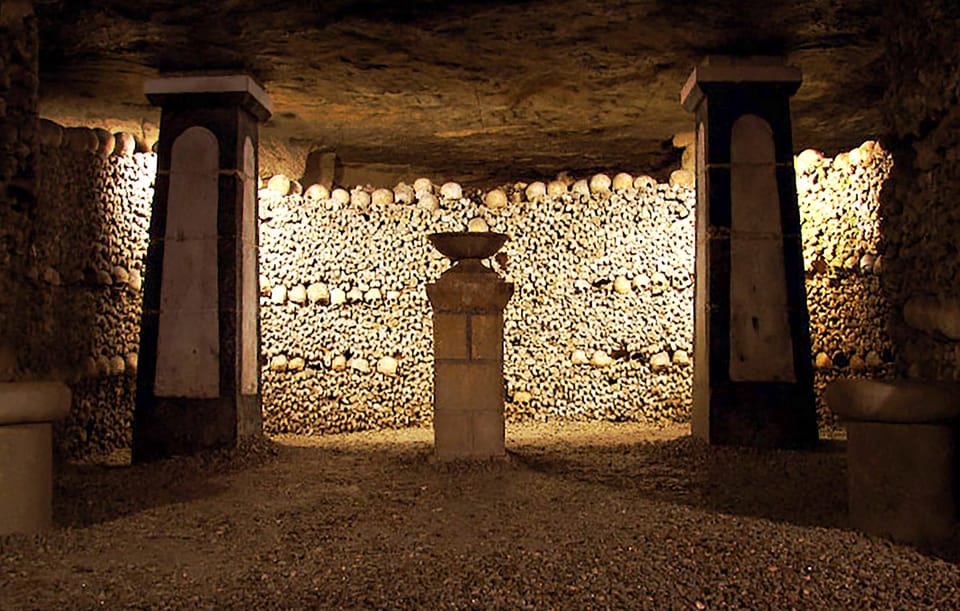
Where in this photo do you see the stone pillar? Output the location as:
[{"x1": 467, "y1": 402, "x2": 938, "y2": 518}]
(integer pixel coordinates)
[
  {"x1": 681, "y1": 57, "x2": 817, "y2": 448},
  {"x1": 133, "y1": 76, "x2": 272, "y2": 462},
  {"x1": 427, "y1": 234, "x2": 513, "y2": 460}
]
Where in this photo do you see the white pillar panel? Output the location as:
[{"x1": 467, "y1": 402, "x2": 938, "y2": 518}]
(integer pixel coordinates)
[
  {"x1": 155, "y1": 126, "x2": 221, "y2": 398},
  {"x1": 728, "y1": 114, "x2": 795, "y2": 382}
]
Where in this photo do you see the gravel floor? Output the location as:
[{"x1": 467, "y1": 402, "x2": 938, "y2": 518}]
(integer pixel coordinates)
[{"x1": 2, "y1": 422, "x2": 959, "y2": 609}]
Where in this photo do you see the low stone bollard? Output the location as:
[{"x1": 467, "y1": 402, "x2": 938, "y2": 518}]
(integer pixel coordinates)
[
  {"x1": 0, "y1": 382, "x2": 71, "y2": 535},
  {"x1": 825, "y1": 379, "x2": 960, "y2": 543}
]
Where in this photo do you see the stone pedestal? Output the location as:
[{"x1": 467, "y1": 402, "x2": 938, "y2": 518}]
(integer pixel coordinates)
[
  {"x1": 681, "y1": 57, "x2": 817, "y2": 448},
  {"x1": 133, "y1": 76, "x2": 273, "y2": 462},
  {"x1": 427, "y1": 233, "x2": 513, "y2": 460},
  {"x1": 0, "y1": 382, "x2": 71, "y2": 535}
]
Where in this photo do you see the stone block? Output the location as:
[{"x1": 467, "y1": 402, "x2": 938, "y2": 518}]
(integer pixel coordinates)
[
  {"x1": 0, "y1": 423, "x2": 53, "y2": 535},
  {"x1": 427, "y1": 275, "x2": 513, "y2": 313},
  {"x1": 158, "y1": 237, "x2": 219, "y2": 312},
  {"x1": 432, "y1": 410, "x2": 505, "y2": 460},
  {"x1": 434, "y1": 362, "x2": 502, "y2": 413},
  {"x1": 433, "y1": 313, "x2": 467, "y2": 360},
  {"x1": 155, "y1": 307, "x2": 220, "y2": 398},
  {"x1": 471, "y1": 409, "x2": 505, "y2": 457},
  {"x1": 433, "y1": 410, "x2": 472, "y2": 459},
  {"x1": 470, "y1": 314, "x2": 503, "y2": 360},
  {"x1": 144, "y1": 75, "x2": 274, "y2": 120}
]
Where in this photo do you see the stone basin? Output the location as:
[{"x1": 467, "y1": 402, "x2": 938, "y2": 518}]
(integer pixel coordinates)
[
  {"x1": 825, "y1": 379, "x2": 960, "y2": 423},
  {"x1": 0, "y1": 382, "x2": 71, "y2": 425},
  {"x1": 428, "y1": 232, "x2": 508, "y2": 262}
]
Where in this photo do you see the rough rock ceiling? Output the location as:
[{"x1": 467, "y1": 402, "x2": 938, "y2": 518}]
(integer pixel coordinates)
[{"x1": 35, "y1": 0, "x2": 885, "y2": 185}]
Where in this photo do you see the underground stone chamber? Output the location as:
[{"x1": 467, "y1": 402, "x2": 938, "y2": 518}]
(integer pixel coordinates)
[{"x1": 28, "y1": 123, "x2": 896, "y2": 459}]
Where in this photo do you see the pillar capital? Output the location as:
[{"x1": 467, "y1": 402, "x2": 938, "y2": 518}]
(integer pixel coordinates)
[
  {"x1": 427, "y1": 267, "x2": 514, "y2": 314},
  {"x1": 681, "y1": 57, "x2": 801, "y2": 112},
  {"x1": 145, "y1": 74, "x2": 274, "y2": 121}
]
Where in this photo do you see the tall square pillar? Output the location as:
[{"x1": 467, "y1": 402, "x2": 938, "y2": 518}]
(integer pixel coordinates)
[
  {"x1": 427, "y1": 233, "x2": 513, "y2": 460},
  {"x1": 681, "y1": 58, "x2": 817, "y2": 448},
  {"x1": 133, "y1": 75, "x2": 273, "y2": 462}
]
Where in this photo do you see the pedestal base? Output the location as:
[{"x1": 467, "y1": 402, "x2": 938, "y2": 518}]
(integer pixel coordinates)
[
  {"x1": 0, "y1": 423, "x2": 54, "y2": 535},
  {"x1": 695, "y1": 382, "x2": 818, "y2": 448},
  {"x1": 847, "y1": 421, "x2": 957, "y2": 543},
  {"x1": 826, "y1": 379, "x2": 960, "y2": 543},
  {"x1": 0, "y1": 381, "x2": 71, "y2": 535},
  {"x1": 434, "y1": 410, "x2": 505, "y2": 460},
  {"x1": 132, "y1": 394, "x2": 261, "y2": 462}
]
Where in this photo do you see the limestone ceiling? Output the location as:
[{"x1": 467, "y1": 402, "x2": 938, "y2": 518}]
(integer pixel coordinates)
[{"x1": 35, "y1": 0, "x2": 885, "y2": 185}]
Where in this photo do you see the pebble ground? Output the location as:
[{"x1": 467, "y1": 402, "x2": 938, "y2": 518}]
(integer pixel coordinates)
[{"x1": 3, "y1": 422, "x2": 958, "y2": 609}]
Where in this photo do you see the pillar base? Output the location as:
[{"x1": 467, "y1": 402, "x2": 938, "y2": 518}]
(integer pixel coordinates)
[
  {"x1": 695, "y1": 382, "x2": 818, "y2": 448},
  {"x1": 132, "y1": 394, "x2": 261, "y2": 462},
  {"x1": 434, "y1": 409, "x2": 505, "y2": 461}
]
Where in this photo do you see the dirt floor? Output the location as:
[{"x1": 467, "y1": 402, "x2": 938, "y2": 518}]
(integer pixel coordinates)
[{"x1": 2, "y1": 422, "x2": 959, "y2": 609}]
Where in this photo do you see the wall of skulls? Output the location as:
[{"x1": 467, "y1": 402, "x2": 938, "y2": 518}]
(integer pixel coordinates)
[
  {"x1": 33, "y1": 120, "x2": 894, "y2": 456},
  {"x1": 33, "y1": 121, "x2": 153, "y2": 457}
]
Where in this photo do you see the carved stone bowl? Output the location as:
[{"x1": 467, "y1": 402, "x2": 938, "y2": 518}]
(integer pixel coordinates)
[{"x1": 427, "y1": 232, "x2": 508, "y2": 261}]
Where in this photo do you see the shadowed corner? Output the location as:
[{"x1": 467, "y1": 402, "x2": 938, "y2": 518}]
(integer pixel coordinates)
[
  {"x1": 52, "y1": 436, "x2": 279, "y2": 529},
  {"x1": 511, "y1": 432, "x2": 960, "y2": 564},
  {"x1": 511, "y1": 433, "x2": 849, "y2": 530}
]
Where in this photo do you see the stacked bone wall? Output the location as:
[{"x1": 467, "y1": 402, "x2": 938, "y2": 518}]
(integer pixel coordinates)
[
  {"x1": 797, "y1": 144, "x2": 896, "y2": 423},
  {"x1": 33, "y1": 121, "x2": 894, "y2": 456},
  {"x1": 33, "y1": 127, "x2": 153, "y2": 456},
  {"x1": 258, "y1": 177, "x2": 698, "y2": 433}
]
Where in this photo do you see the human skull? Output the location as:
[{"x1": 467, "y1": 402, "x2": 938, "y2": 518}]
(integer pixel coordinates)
[{"x1": 650, "y1": 271, "x2": 668, "y2": 295}]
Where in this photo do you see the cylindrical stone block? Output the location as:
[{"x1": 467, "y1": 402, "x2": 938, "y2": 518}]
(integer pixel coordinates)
[
  {"x1": 0, "y1": 423, "x2": 53, "y2": 535},
  {"x1": 846, "y1": 421, "x2": 958, "y2": 543}
]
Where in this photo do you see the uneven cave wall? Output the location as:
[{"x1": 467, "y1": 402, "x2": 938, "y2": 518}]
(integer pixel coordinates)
[
  {"x1": 0, "y1": 0, "x2": 39, "y2": 379},
  {"x1": 880, "y1": 0, "x2": 960, "y2": 379},
  {"x1": 34, "y1": 119, "x2": 894, "y2": 456}
]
